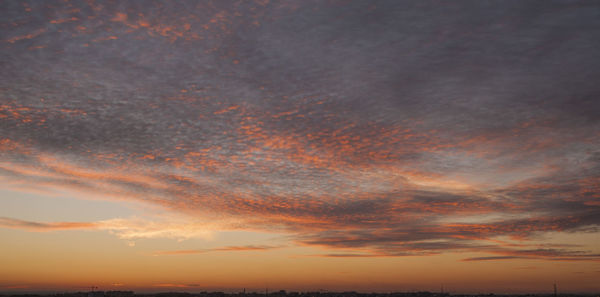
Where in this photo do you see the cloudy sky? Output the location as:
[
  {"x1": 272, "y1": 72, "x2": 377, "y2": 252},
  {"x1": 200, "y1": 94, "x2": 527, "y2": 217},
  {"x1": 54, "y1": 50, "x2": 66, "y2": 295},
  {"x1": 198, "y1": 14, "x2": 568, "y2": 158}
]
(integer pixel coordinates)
[{"x1": 1, "y1": 0, "x2": 599, "y2": 293}]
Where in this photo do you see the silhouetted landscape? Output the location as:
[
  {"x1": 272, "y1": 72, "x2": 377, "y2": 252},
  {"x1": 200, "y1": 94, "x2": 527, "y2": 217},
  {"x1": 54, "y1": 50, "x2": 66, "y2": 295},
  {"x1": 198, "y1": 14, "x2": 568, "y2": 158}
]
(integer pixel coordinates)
[{"x1": 1, "y1": 290, "x2": 599, "y2": 297}]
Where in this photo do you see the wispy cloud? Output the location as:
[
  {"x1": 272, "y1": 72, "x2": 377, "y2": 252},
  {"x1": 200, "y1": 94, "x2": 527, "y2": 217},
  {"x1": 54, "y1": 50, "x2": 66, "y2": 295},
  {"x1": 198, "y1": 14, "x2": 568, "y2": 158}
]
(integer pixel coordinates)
[
  {"x1": 153, "y1": 245, "x2": 281, "y2": 256},
  {"x1": 462, "y1": 256, "x2": 522, "y2": 261},
  {"x1": 0, "y1": 216, "x2": 217, "y2": 241},
  {"x1": 462, "y1": 248, "x2": 600, "y2": 262},
  {"x1": 152, "y1": 284, "x2": 195, "y2": 288},
  {"x1": 0, "y1": 217, "x2": 99, "y2": 231}
]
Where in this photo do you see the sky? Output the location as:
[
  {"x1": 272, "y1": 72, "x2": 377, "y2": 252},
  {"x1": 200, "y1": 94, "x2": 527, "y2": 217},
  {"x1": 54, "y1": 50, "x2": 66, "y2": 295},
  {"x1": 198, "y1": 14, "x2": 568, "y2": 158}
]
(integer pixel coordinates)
[{"x1": 1, "y1": 0, "x2": 599, "y2": 294}]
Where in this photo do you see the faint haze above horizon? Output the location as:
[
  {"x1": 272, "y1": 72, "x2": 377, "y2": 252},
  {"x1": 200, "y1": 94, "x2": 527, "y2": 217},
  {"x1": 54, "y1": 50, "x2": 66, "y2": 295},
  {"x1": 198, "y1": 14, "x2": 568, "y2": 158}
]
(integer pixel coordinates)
[{"x1": 1, "y1": 0, "x2": 599, "y2": 293}]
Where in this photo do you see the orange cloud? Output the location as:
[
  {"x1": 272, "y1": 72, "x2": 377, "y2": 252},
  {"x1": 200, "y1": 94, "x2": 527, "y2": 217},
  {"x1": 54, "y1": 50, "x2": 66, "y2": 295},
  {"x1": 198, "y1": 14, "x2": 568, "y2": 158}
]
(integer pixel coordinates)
[
  {"x1": 153, "y1": 245, "x2": 280, "y2": 255},
  {"x1": 0, "y1": 217, "x2": 98, "y2": 232}
]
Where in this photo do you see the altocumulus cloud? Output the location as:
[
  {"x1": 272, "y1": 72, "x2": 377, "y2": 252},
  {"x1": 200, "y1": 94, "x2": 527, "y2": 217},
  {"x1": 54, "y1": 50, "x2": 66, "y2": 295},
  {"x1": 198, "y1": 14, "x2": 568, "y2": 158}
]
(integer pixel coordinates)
[{"x1": 1, "y1": 0, "x2": 599, "y2": 260}]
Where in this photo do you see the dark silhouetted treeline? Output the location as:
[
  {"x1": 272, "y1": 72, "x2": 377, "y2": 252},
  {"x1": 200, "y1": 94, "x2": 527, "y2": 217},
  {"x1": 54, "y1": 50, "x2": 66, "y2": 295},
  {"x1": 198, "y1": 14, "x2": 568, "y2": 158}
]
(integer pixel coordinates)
[{"x1": 1, "y1": 291, "x2": 598, "y2": 297}]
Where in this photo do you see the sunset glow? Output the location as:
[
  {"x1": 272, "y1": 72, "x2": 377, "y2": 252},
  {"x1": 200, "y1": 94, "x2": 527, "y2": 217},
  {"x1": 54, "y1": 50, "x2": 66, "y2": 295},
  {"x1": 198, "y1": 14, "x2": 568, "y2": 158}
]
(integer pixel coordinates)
[{"x1": 1, "y1": 0, "x2": 599, "y2": 294}]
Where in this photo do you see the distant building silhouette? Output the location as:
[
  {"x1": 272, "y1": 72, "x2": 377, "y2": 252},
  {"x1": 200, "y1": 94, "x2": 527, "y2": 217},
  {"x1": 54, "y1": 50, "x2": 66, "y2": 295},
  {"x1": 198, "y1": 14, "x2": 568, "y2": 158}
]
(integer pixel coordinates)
[
  {"x1": 87, "y1": 291, "x2": 104, "y2": 297},
  {"x1": 106, "y1": 291, "x2": 134, "y2": 297}
]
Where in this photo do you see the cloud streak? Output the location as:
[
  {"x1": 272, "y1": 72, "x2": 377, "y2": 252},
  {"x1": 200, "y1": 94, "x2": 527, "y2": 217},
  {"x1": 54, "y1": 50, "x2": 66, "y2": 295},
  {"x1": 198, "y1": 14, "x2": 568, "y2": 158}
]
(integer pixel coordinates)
[
  {"x1": 0, "y1": 217, "x2": 98, "y2": 232},
  {"x1": 0, "y1": 217, "x2": 216, "y2": 241},
  {"x1": 153, "y1": 245, "x2": 281, "y2": 256}
]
